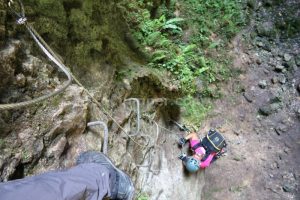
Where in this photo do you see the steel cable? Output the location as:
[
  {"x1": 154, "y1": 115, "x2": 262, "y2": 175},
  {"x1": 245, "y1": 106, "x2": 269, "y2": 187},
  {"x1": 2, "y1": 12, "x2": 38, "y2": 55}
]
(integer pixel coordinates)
[{"x1": 0, "y1": 1, "x2": 72, "y2": 110}]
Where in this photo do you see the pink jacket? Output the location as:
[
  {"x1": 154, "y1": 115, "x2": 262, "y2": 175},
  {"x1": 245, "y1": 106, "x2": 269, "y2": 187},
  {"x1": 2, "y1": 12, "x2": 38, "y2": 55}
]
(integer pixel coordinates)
[{"x1": 200, "y1": 152, "x2": 216, "y2": 169}]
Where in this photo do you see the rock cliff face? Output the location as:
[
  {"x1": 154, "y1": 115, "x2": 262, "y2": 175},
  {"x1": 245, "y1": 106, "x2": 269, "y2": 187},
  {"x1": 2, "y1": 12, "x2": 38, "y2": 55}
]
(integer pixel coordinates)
[
  {"x1": 0, "y1": 1, "x2": 204, "y2": 199},
  {"x1": 0, "y1": 1, "x2": 6, "y2": 47},
  {"x1": 1, "y1": 0, "x2": 299, "y2": 199}
]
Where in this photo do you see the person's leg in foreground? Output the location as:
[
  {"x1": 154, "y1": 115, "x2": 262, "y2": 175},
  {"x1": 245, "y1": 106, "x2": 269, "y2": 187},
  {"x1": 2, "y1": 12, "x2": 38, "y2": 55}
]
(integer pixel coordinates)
[{"x1": 0, "y1": 151, "x2": 134, "y2": 200}]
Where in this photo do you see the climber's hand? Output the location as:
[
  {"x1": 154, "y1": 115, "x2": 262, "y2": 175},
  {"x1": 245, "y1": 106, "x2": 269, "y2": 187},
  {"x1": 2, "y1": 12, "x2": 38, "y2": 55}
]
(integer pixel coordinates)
[{"x1": 178, "y1": 153, "x2": 187, "y2": 161}]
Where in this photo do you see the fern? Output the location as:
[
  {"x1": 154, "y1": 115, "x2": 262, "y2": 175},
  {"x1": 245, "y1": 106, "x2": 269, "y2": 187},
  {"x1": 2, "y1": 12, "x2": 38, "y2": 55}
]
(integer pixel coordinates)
[
  {"x1": 162, "y1": 17, "x2": 184, "y2": 33},
  {"x1": 165, "y1": 18, "x2": 184, "y2": 24},
  {"x1": 182, "y1": 44, "x2": 197, "y2": 53},
  {"x1": 120, "y1": 0, "x2": 242, "y2": 94},
  {"x1": 152, "y1": 50, "x2": 168, "y2": 62},
  {"x1": 146, "y1": 31, "x2": 162, "y2": 46},
  {"x1": 163, "y1": 24, "x2": 182, "y2": 32}
]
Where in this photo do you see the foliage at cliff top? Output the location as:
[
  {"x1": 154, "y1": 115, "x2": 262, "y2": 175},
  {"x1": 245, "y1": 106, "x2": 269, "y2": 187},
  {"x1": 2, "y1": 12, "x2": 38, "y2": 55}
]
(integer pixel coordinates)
[{"x1": 120, "y1": 0, "x2": 245, "y2": 94}]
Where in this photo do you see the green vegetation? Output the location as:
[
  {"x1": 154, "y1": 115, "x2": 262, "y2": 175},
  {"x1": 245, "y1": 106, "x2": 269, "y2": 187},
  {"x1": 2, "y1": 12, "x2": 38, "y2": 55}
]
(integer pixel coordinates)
[
  {"x1": 177, "y1": 96, "x2": 212, "y2": 127},
  {"x1": 21, "y1": 0, "x2": 245, "y2": 127},
  {"x1": 121, "y1": 0, "x2": 245, "y2": 125},
  {"x1": 25, "y1": 0, "x2": 68, "y2": 50},
  {"x1": 0, "y1": 139, "x2": 4, "y2": 148},
  {"x1": 22, "y1": 150, "x2": 31, "y2": 161},
  {"x1": 25, "y1": 0, "x2": 133, "y2": 68},
  {"x1": 182, "y1": 0, "x2": 244, "y2": 46},
  {"x1": 137, "y1": 193, "x2": 150, "y2": 200},
  {"x1": 229, "y1": 184, "x2": 246, "y2": 193},
  {"x1": 121, "y1": 0, "x2": 244, "y2": 95}
]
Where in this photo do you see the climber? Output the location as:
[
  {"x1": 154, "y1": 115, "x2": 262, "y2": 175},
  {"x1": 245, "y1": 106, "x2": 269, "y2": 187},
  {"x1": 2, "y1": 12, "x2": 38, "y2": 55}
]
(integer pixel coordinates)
[
  {"x1": 178, "y1": 129, "x2": 226, "y2": 173},
  {"x1": 0, "y1": 151, "x2": 135, "y2": 200}
]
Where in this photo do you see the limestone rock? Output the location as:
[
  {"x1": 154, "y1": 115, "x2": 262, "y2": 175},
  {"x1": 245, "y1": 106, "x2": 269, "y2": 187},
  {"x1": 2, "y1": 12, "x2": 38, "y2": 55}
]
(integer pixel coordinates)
[
  {"x1": 243, "y1": 91, "x2": 255, "y2": 103},
  {"x1": 0, "y1": 117, "x2": 10, "y2": 137},
  {"x1": 275, "y1": 65, "x2": 285, "y2": 72},
  {"x1": 271, "y1": 76, "x2": 278, "y2": 84},
  {"x1": 258, "y1": 80, "x2": 267, "y2": 89},
  {"x1": 15, "y1": 73, "x2": 26, "y2": 87},
  {"x1": 283, "y1": 54, "x2": 292, "y2": 62},
  {"x1": 0, "y1": 41, "x2": 21, "y2": 90},
  {"x1": 45, "y1": 85, "x2": 88, "y2": 142},
  {"x1": 0, "y1": 3, "x2": 6, "y2": 47},
  {"x1": 278, "y1": 74, "x2": 286, "y2": 84},
  {"x1": 46, "y1": 135, "x2": 68, "y2": 159},
  {"x1": 195, "y1": 77, "x2": 204, "y2": 93},
  {"x1": 295, "y1": 55, "x2": 300, "y2": 66},
  {"x1": 275, "y1": 124, "x2": 288, "y2": 135},
  {"x1": 21, "y1": 55, "x2": 42, "y2": 76},
  {"x1": 285, "y1": 59, "x2": 297, "y2": 70},
  {"x1": 110, "y1": 102, "x2": 132, "y2": 133},
  {"x1": 256, "y1": 21, "x2": 277, "y2": 37},
  {"x1": 282, "y1": 183, "x2": 294, "y2": 192},
  {"x1": 259, "y1": 102, "x2": 282, "y2": 116},
  {"x1": 17, "y1": 128, "x2": 44, "y2": 163},
  {"x1": 257, "y1": 41, "x2": 264, "y2": 47},
  {"x1": 256, "y1": 58, "x2": 262, "y2": 65}
]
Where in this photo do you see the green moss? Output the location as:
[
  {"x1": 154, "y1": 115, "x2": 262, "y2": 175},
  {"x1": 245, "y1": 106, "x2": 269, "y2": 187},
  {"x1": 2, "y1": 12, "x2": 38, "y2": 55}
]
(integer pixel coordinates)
[
  {"x1": 51, "y1": 95, "x2": 62, "y2": 107},
  {"x1": 36, "y1": 0, "x2": 66, "y2": 22},
  {"x1": 137, "y1": 193, "x2": 150, "y2": 200},
  {"x1": 177, "y1": 96, "x2": 212, "y2": 127},
  {"x1": 35, "y1": 17, "x2": 67, "y2": 40},
  {"x1": 21, "y1": 0, "x2": 139, "y2": 73},
  {"x1": 25, "y1": 0, "x2": 67, "y2": 52},
  {"x1": 0, "y1": 139, "x2": 4, "y2": 148},
  {"x1": 120, "y1": 0, "x2": 243, "y2": 95},
  {"x1": 69, "y1": 9, "x2": 92, "y2": 41}
]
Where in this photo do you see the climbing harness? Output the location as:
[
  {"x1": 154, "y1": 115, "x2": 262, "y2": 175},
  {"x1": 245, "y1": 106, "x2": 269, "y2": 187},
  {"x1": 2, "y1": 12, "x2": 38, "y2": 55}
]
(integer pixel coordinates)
[{"x1": 0, "y1": 0, "x2": 72, "y2": 110}]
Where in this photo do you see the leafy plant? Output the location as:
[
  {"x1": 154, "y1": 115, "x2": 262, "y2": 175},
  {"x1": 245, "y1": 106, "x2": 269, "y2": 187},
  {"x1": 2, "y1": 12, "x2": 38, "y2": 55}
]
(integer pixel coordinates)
[
  {"x1": 137, "y1": 193, "x2": 150, "y2": 200},
  {"x1": 182, "y1": 0, "x2": 245, "y2": 47},
  {"x1": 162, "y1": 17, "x2": 184, "y2": 33},
  {"x1": 177, "y1": 96, "x2": 212, "y2": 126},
  {"x1": 120, "y1": 0, "x2": 243, "y2": 95}
]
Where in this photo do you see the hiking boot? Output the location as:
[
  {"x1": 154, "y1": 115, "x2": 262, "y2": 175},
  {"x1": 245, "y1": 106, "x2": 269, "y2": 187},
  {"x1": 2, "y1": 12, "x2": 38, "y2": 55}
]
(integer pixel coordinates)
[{"x1": 76, "y1": 151, "x2": 134, "y2": 200}]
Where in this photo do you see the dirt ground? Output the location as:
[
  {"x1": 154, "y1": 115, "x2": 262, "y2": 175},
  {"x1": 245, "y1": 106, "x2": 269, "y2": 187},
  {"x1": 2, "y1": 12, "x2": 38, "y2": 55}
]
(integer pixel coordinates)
[
  {"x1": 198, "y1": 32, "x2": 300, "y2": 199},
  {"x1": 136, "y1": 1, "x2": 300, "y2": 199},
  {"x1": 135, "y1": 15, "x2": 300, "y2": 199}
]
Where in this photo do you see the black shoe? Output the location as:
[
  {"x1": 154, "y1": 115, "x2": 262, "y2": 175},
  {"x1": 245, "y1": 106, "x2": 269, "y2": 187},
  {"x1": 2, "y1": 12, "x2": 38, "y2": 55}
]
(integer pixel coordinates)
[{"x1": 76, "y1": 151, "x2": 134, "y2": 200}]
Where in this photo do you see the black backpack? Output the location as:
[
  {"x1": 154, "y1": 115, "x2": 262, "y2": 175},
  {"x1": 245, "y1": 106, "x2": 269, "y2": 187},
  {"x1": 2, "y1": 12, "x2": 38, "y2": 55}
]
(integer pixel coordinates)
[{"x1": 200, "y1": 129, "x2": 227, "y2": 160}]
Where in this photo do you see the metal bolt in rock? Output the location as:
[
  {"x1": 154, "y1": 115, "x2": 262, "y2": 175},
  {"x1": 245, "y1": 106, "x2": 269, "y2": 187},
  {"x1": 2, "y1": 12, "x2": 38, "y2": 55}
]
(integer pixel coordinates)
[
  {"x1": 125, "y1": 98, "x2": 140, "y2": 136},
  {"x1": 87, "y1": 121, "x2": 109, "y2": 155}
]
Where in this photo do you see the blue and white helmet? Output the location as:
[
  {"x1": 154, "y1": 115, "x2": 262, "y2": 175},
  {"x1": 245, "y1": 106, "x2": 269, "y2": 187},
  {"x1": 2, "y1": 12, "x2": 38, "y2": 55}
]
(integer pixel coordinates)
[{"x1": 185, "y1": 157, "x2": 200, "y2": 173}]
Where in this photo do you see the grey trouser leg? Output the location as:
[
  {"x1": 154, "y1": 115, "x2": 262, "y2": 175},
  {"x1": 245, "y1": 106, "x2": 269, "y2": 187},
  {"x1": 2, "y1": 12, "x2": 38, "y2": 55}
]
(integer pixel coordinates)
[{"x1": 0, "y1": 163, "x2": 111, "y2": 200}]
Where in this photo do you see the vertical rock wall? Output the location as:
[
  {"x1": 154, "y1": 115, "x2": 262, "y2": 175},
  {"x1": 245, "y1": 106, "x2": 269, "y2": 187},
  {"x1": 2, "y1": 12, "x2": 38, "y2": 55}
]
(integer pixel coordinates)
[
  {"x1": 0, "y1": 1, "x2": 7, "y2": 47},
  {"x1": 0, "y1": 1, "x2": 204, "y2": 199}
]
